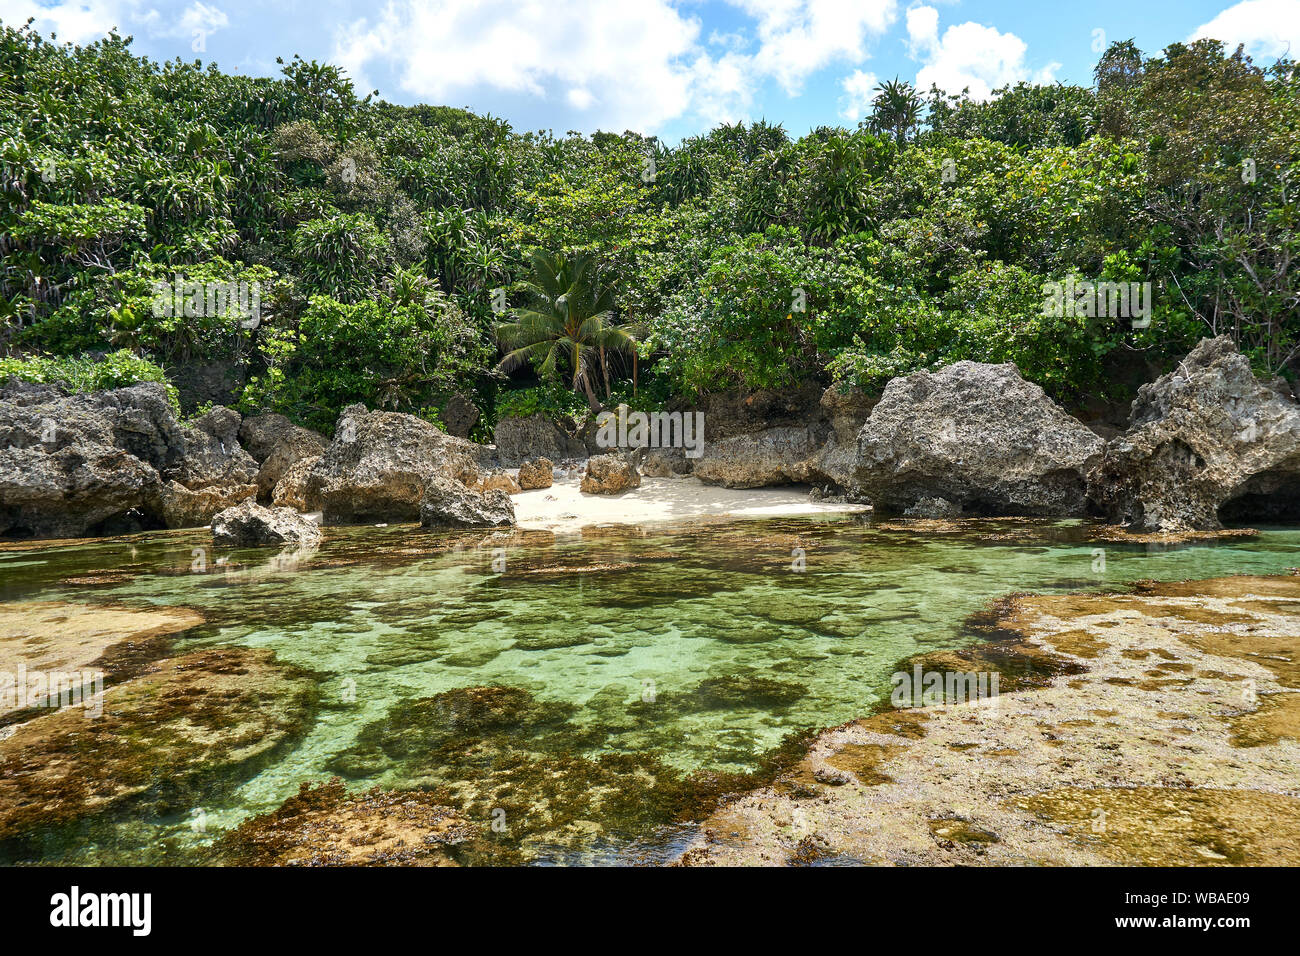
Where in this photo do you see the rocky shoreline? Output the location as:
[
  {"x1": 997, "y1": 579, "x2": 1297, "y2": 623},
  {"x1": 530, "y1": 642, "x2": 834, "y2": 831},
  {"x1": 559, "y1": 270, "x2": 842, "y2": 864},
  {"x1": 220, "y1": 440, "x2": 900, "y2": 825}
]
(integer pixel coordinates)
[
  {"x1": 3, "y1": 336, "x2": 1298, "y2": 544},
  {"x1": 675, "y1": 573, "x2": 1300, "y2": 866}
]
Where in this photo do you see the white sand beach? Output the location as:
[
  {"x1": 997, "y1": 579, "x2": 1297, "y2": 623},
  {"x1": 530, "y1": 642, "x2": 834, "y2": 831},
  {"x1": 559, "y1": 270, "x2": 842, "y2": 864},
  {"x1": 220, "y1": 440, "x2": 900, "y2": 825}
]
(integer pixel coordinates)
[{"x1": 511, "y1": 475, "x2": 868, "y2": 534}]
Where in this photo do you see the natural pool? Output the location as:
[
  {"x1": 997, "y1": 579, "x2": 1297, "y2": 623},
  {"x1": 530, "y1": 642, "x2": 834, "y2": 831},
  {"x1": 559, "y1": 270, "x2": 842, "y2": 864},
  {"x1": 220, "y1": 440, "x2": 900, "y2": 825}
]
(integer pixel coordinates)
[{"x1": 2, "y1": 514, "x2": 1298, "y2": 865}]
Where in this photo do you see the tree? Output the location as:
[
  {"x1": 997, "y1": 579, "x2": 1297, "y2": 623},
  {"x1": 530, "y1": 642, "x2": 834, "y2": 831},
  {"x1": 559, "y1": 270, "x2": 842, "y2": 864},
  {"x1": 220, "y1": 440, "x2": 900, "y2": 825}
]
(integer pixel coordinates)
[
  {"x1": 495, "y1": 249, "x2": 637, "y2": 411},
  {"x1": 867, "y1": 79, "x2": 923, "y2": 146}
]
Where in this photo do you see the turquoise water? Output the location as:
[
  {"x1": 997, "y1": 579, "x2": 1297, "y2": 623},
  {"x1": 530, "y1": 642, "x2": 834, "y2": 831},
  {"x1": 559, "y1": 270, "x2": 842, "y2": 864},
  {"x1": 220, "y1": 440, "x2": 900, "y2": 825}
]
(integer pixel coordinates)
[{"x1": 1, "y1": 515, "x2": 1298, "y2": 864}]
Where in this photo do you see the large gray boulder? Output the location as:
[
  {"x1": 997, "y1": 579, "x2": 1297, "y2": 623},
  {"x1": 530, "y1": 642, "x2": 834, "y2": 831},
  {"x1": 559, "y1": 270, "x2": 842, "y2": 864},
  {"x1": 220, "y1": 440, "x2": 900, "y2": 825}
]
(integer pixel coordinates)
[
  {"x1": 693, "y1": 425, "x2": 829, "y2": 488},
  {"x1": 493, "y1": 413, "x2": 587, "y2": 468},
  {"x1": 419, "y1": 475, "x2": 515, "y2": 529},
  {"x1": 307, "y1": 405, "x2": 491, "y2": 525},
  {"x1": 850, "y1": 361, "x2": 1104, "y2": 516},
  {"x1": 1090, "y1": 337, "x2": 1300, "y2": 531},
  {"x1": 212, "y1": 499, "x2": 321, "y2": 547},
  {"x1": 0, "y1": 383, "x2": 260, "y2": 537},
  {"x1": 238, "y1": 413, "x2": 329, "y2": 499}
]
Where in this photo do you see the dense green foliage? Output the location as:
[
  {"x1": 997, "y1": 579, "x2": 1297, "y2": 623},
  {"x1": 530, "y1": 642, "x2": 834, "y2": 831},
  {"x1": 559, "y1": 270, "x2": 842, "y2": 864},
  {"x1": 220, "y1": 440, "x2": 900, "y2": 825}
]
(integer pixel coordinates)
[{"x1": 2, "y1": 19, "x2": 1296, "y2": 434}]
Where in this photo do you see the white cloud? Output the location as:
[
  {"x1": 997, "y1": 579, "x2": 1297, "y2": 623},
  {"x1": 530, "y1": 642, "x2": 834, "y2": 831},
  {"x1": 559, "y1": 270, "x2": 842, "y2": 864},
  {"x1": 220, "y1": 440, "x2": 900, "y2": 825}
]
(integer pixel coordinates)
[
  {"x1": 0, "y1": 0, "x2": 227, "y2": 46},
  {"x1": 1191, "y1": 0, "x2": 1300, "y2": 59},
  {"x1": 905, "y1": 4, "x2": 1058, "y2": 101},
  {"x1": 730, "y1": 0, "x2": 898, "y2": 94},
  {"x1": 333, "y1": 0, "x2": 703, "y2": 131},
  {"x1": 333, "y1": 0, "x2": 898, "y2": 133},
  {"x1": 838, "y1": 68, "x2": 878, "y2": 121}
]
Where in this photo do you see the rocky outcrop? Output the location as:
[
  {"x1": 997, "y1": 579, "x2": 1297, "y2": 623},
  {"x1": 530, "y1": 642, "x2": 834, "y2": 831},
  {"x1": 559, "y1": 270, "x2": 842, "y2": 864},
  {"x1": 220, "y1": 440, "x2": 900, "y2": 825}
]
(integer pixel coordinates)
[
  {"x1": 851, "y1": 361, "x2": 1104, "y2": 516},
  {"x1": 418, "y1": 475, "x2": 515, "y2": 529},
  {"x1": 693, "y1": 425, "x2": 829, "y2": 488},
  {"x1": 581, "y1": 454, "x2": 641, "y2": 495},
  {"x1": 1090, "y1": 337, "x2": 1300, "y2": 532},
  {"x1": 212, "y1": 499, "x2": 321, "y2": 547},
  {"x1": 493, "y1": 413, "x2": 587, "y2": 468},
  {"x1": 0, "y1": 383, "x2": 266, "y2": 537},
  {"x1": 517, "y1": 458, "x2": 554, "y2": 490},
  {"x1": 156, "y1": 480, "x2": 257, "y2": 529},
  {"x1": 307, "y1": 405, "x2": 490, "y2": 524},
  {"x1": 239, "y1": 413, "x2": 329, "y2": 500},
  {"x1": 271, "y1": 455, "x2": 320, "y2": 512},
  {"x1": 637, "y1": 447, "x2": 692, "y2": 478}
]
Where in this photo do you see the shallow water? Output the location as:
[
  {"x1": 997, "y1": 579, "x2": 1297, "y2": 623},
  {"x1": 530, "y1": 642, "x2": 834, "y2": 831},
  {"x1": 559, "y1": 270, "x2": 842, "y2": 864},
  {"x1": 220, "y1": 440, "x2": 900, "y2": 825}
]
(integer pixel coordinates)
[{"x1": 2, "y1": 514, "x2": 1298, "y2": 865}]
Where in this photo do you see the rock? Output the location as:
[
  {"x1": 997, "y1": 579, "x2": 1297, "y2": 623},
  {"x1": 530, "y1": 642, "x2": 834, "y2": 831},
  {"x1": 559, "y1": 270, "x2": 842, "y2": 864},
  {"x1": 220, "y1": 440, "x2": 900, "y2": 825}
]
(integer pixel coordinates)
[
  {"x1": 216, "y1": 778, "x2": 476, "y2": 866},
  {"x1": 1090, "y1": 336, "x2": 1300, "y2": 532},
  {"x1": 851, "y1": 361, "x2": 1104, "y2": 516},
  {"x1": 0, "y1": 601, "x2": 205, "y2": 719},
  {"x1": 271, "y1": 455, "x2": 320, "y2": 512},
  {"x1": 0, "y1": 385, "x2": 273, "y2": 538},
  {"x1": 440, "y1": 392, "x2": 480, "y2": 439},
  {"x1": 477, "y1": 469, "x2": 522, "y2": 495},
  {"x1": 581, "y1": 453, "x2": 641, "y2": 495},
  {"x1": 493, "y1": 413, "x2": 587, "y2": 468},
  {"x1": 168, "y1": 406, "x2": 259, "y2": 490},
  {"x1": 239, "y1": 413, "x2": 329, "y2": 499},
  {"x1": 156, "y1": 480, "x2": 257, "y2": 529},
  {"x1": 212, "y1": 499, "x2": 322, "y2": 547},
  {"x1": 904, "y1": 496, "x2": 964, "y2": 518},
  {"x1": 0, "y1": 647, "x2": 316, "y2": 840},
  {"x1": 419, "y1": 475, "x2": 515, "y2": 529},
  {"x1": 307, "y1": 405, "x2": 490, "y2": 524},
  {"x1": 637, "y1": 447, "x2": 692, "y2": 478},
  {"x1": 517, "y1": 457, "x2": 554, "y2": 490},
  {"x1": 694, "y1": 425, "x2": 828, "y2": 488}
]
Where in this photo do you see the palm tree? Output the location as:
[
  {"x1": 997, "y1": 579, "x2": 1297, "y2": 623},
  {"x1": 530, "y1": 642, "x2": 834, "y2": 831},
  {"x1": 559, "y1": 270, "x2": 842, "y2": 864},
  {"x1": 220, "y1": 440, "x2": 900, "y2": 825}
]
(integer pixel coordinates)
[
  {"x1": 495, "y1": 249, "x2": 636, "y2": 412},
  {"x1": 868, "y1": 79, "x2": 923, "y2": 145}
]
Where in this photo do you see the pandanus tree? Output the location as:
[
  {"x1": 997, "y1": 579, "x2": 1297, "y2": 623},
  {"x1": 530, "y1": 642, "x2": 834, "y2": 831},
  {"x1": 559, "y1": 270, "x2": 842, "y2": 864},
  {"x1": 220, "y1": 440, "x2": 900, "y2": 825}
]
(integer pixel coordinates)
[{"x1": 495, "y1": 249, "x2": 637, "y2": 411}]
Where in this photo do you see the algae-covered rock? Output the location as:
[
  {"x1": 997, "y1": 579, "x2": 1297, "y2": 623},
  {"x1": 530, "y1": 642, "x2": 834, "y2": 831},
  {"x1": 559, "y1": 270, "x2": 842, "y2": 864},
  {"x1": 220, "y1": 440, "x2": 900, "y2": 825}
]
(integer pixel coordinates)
[
  {"x1": 0, "y1": 647, "x2": 317, "y2": 840},
  {"x1": 215, "y1": 778, "x2": 476, "y2": 866}
]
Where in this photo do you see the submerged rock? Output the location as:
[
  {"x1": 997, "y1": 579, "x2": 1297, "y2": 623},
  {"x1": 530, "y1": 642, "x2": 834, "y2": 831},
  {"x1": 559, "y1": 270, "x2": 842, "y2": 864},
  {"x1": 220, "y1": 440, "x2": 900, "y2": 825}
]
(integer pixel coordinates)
[
  {"x1": 1090, "y1": 336, "x2": 1300, "y2": 532},
  {"x1": 307, "y1": 405, "x2": 490, "y2": 524},
  {"x1": 418, "y1": 475, "x2": 515, "y2": 529},
  {"x1": 581, "y1": 453, "x2": 641, "y2": 495},
  {"x1": 216, "y1": 778, "x2": 476, "y2": 866},
  {"x1": 0, "y1": 647, "x2": 316, "y2": 840},
  {"x1": 0, "y1": 601, "x2": 205, "y2": 719},
  {"x1": 212, "y1": 499, "x2": 322, "y2": 547},
  {"x1": 851, "y1": 361, "x2": 1104, "y2": 516},
  {"x1": 517, "y1": 457, "x2": 554, "y2": 490}
]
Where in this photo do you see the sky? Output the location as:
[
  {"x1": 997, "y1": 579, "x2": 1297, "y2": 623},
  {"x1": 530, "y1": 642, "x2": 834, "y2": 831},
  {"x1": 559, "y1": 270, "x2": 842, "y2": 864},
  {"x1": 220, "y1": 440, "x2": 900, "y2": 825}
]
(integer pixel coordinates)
[{"x1": 3, "y1": 0, "x2": 1299, "y2": 142}]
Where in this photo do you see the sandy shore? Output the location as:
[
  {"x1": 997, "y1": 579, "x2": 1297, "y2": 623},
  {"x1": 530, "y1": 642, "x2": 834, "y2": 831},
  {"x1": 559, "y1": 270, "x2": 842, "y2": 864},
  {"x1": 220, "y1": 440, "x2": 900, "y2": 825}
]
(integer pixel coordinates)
[{"x1": 511, "y1": 476, "x2": 868, "y2": 534}]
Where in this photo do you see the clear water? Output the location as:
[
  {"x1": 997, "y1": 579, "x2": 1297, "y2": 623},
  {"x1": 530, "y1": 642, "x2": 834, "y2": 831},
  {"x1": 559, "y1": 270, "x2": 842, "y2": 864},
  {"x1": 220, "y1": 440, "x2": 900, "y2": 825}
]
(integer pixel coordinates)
[{"x1": 2, "y1": 514, "x2": 1298, "y2": 865}]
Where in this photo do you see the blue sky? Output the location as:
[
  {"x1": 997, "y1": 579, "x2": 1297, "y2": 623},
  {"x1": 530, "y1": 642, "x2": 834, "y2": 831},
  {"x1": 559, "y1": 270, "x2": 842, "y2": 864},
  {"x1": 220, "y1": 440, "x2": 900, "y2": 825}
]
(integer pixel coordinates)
[{"x1": 3, "y1": 0, "x2": 1298, "y2": 141}]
